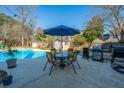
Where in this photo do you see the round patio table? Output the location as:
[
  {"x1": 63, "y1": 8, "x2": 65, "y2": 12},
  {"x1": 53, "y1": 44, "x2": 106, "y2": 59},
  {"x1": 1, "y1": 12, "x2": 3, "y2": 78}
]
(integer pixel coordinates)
[
  {"x1": 0, "y1": 70, "x2": 7, "y2": 84},
  {"x1": 56, "y1": 52, "x2": 68, "y2": 69}
]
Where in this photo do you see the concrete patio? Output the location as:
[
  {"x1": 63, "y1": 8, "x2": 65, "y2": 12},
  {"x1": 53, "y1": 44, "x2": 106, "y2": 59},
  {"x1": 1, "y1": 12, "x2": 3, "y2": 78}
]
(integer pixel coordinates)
[{"x1": 0, "y1": 55, "x2": 124, "y2": 88}]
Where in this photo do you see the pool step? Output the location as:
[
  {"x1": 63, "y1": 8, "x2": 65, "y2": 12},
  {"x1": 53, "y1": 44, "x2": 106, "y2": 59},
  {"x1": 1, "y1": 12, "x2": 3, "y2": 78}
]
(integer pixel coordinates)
[{"x1": 24, "y1": 52, "x2": 34, "y2": 59}]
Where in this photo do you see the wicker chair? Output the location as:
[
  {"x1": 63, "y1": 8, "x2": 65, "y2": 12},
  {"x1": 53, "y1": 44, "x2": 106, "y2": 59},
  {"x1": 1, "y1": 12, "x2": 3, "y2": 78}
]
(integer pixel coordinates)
[
  {"x1": 67, "y1": 51, "x2": 80, "y2": 74},
  {"x1": 67, "y1": 48, "x2": 73, "y2": 59},
  {"x1": 43, "y1": 52, "x2": 60, "y2": 76}
]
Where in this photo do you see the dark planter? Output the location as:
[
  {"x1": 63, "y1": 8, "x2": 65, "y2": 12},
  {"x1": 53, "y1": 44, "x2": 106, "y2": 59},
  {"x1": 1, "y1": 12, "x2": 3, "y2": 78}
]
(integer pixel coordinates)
[
  {"x1": 6, "y1": 58, "x2": 17, "y2": 69},
  {"x1": 2, "y1": 75, "x2": 13, "y2": 86},
  {"x1": 0, "y1": 70, "x2": 7, "y2": 85}
]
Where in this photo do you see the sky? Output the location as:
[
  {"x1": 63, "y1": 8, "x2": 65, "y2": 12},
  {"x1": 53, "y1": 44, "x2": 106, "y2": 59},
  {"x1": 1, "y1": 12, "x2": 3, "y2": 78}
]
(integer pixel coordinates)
[
  {"x1": 35, "y1": 5, "x2": 98, "y2": 29},
  {"x1": 0, "y1": 5, "x2": 106, "y2": 32}
]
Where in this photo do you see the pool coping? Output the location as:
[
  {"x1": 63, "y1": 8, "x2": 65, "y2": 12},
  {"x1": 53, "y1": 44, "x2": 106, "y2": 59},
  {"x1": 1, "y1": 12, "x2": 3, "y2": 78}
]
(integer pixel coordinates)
[{"x1": 0, "y1": 48, "x2": 50, "y2": 52}]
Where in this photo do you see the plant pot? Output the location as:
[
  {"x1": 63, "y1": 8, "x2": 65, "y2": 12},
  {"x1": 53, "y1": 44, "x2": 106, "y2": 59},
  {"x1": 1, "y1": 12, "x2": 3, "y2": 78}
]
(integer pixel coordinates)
[
  {"x1": 2, "y1": 75, "x2": 13, "y2": 86},
  {"x1": 0, "y1": 70, "x2": 8, "y2": 85},
  {"x1": 6, "y1": 58, "x2": 17, "y2": 69}
]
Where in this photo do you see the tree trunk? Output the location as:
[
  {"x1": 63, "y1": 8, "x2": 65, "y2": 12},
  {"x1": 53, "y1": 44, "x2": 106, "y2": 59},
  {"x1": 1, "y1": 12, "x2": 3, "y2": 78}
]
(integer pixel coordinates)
[
  {"x1": 120, "y1": 32, "x2": 124, "y2": 42},
  {"x1": 88, "y1": 42, "x2": 92, "y2": 48},
  {"x1": 27, "y1": 39, "x2": 29, "y2": 47},
  {"x1": 21, "y1": 35, "x2": 24, "y2": 47}
]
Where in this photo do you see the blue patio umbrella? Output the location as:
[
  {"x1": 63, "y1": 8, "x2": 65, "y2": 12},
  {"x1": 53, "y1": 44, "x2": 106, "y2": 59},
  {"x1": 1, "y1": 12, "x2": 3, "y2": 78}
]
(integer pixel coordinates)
[
  {"x1": 44, "y1": 25, "x2": 80, "y2": 36},
  {"x1": 44, "y1": 25, "x2": 80, "y2": 51}
]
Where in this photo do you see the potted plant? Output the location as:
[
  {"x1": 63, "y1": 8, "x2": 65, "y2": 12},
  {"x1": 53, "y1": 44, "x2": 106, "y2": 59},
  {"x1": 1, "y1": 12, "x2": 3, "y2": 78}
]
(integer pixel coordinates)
[
  {"x1": 8, "y1": 43, "x2": 14, "y2": 56},
  {"x1": 2, "y1": 75, "x2": 13, "y2": 86}
]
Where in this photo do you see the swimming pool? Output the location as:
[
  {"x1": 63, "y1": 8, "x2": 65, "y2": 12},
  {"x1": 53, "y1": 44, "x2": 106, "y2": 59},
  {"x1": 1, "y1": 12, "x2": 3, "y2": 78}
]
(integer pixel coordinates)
[{"x1": 0, "y1": 49, "x2": 46, "y2": 62}]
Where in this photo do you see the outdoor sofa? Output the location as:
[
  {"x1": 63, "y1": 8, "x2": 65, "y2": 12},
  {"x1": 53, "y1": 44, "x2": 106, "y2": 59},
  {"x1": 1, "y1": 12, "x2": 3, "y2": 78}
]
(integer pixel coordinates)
[{"x1": 111, "y1": 46, "x2": 124, "y2": 74}]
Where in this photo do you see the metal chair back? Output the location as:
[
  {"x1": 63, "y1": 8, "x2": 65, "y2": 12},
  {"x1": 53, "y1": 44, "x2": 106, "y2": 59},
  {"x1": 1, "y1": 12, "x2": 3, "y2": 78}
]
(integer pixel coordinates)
[
  {"x1": 68, "y1": 48, "x2": 73, "y2": 58},
  {"x1": 46, "y1": 52, "x2": 54, "y2": 63},
  {"x1": 70, "y1": 51, "x2": 78, "y2": 62},
  {"x1": 73, "y1": 52, "x2": 78, "y2": 61},
  {"x1": 51, "y1": 48, "x2": 57, "y2": 59}
]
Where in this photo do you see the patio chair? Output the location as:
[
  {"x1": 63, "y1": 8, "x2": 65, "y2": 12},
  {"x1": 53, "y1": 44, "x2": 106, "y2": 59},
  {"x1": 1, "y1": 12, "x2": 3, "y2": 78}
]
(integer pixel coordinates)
[
  {"x1": 67, "y1": 48, "x2": 74, "y2": 59},
  {"x1": 67, "y1": 51, "x2": 80, "y2": 74},
  {"x1": 43, "y1": 52, "x2": 60, "y2": 76},
  {"x1": 51, "y1": 48, "x2": 58, "y2": 60}
]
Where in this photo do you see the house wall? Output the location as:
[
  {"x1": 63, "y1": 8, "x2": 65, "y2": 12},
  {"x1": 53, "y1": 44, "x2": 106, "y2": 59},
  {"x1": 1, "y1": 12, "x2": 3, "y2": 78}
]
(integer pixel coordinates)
[
  {"x1": 32, "y1": 42, "x2": 37, "y2": 48},
  {"x1": 63, "y1": 42, "x2": 70, "y2": 50},
  {"x1": 106, "y1": 35, "x2": 119, "y2": 43},
  {"x1": 54, "y1": 41, "x2": 70, "y2": 50},
  {"x1": 32, "y1": 42, "x2": 48, "y2": 49}
]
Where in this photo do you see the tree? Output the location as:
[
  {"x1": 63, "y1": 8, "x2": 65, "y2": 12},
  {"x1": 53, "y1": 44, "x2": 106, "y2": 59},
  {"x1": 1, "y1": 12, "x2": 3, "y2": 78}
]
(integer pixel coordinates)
[
  {"x1": 34, "y1": 27, "x2": 45, "y2": 42},
  {"x1": 34, "y1": 27, "x2": 55, "y2": 48},
  {"x1": 83, "y1": 16, "x2": 104, "y2": 47},
  {"x1": 34, "y1": 27, "x2": 54, "y2": 42},
  {"x1": 0, "y1": 14, "x2": 4, "y2": 39},
  {"x1": 0, "y1": 14, "x2": 4, "y2": 25},
  {"x1": 98, "y1": 6, "x2": 124, "y2": 42},
  {"x1": 73, "y1": 35, "x2": 86, "y2": 45},
  {"x1": 0, "y1": 5, "x2": 37, "y2": 47},
  {"x1": 11, "y1": 6, "x2": 36, "y2": 47},
  {"x1": 0, "y1": 12, "x2": 35, "y2": 47},
  {"x1": 0, "y1": 13, "x2": 16, "y2": 42}
]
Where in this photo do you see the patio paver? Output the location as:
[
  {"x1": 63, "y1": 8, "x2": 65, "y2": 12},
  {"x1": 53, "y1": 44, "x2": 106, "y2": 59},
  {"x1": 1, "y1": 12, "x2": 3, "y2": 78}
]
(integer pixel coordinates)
[{"x1": 0, "y1": 55, "x2": 124, "y2": 88}]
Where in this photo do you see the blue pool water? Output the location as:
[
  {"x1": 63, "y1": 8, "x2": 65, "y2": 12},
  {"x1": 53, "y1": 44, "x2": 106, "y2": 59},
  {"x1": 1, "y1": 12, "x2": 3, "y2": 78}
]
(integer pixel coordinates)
[{"x1": 0, "y1": 49, "x2": 46, "y2": 62}]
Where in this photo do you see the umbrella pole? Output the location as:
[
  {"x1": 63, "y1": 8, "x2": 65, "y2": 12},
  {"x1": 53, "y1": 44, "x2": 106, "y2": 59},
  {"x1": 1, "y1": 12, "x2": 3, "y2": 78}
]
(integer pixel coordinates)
[{"x1": 61, "y1": 36, "x2": 63, "y2": 57}]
